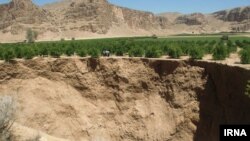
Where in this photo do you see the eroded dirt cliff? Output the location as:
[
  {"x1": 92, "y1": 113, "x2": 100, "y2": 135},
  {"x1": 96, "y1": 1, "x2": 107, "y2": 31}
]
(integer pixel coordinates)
[{"x1": 0, "y1": 58, "x2": 250, "y2": 141}]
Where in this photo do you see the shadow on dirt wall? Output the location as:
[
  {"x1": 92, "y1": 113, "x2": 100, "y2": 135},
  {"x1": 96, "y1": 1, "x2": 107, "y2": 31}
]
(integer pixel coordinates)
[{"x1": 191, "y1": 61, "x2": 250, "y2": 141}]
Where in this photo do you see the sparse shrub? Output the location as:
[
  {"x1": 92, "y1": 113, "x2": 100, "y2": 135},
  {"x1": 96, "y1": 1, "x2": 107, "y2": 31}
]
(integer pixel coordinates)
[
  {"x1": 0, "y1": 96, "x2": 15, "y2": 141},
  {"x1": 50, "y1": 47, "x2": 62, "y2": 58},
  {"x1": 128, "y1": 47, "x2": 144, "y2": 57},
  {"x1": 210, "y1": 40, "x2": 217, "y2": 46},
  {"x1": 227, "y1": 40, "x2": 237, "y2": 53},
  {"x1": 3, "y1": 49, "x2": 15, "y2": 62},
  {"x1": 189, "y1": 46, "x2": 204, "y2": 60},
  {"x1": 26, "y1": 28, "x2": 38, "y2": 43},
  {"x1": 212, "y1": 45, "x2": 228, "y2": 60},
  {"x1": 0, "y1": 48, "x2": 3, "y2": 60},
  {"x1": 243, "y1": 40, "x2": 249, "y2": 44},
  {"x1": 26, "y1": 29, "x2": 33, "y2": 43},
  {"x1": 235, "y1": 40, "x2": 244, "y2": 48},
  {"x1": 65, "y1": 46, "x2": 75, "y2": 56},
  {"x1": 180, "y1": 45, "x2": 191, "y2": 55},
  {"x1": 23, "y1": 47, "x2": 35, "y2": 60},
  {"x1": 151, "y1": 34, "x2": 158, "y2": 39},
  {"x1": 88, "y1": 48, "x2": 100, "y2": 58},
  {"x1": 168, "y1": 46, "x2": 182, "y2": 59},
  {"x1": 221, "y1": 35, "x2": 229, "y2": 41},
  {"x1": 14, "y1": 47, "x2": 23, "y2": 59},
  {"x1": 115, "y1": 47, "x2": 124, "y2": 56},
  {"x1": 227, "y1": 40, "x2": 233, "y2": 47},
  {"x1": 145, "y1": 47, "x2": 162, "y2": 58},
  {"x1": 162, "y1": 45, "x2": 170, "y2": 54},
  {"x1": 228, "y1": 45, "x2": 237, "y2": 53},
  {"x1": 240, "y1": 48, "x2": 250, "y2": 64},
  {"x1": 76, "y1": 49, "x2": 87, "y2": 57},
  {"x1": 38, "y1": 47, "x2": 49, "y2": 56},
  {"x1": 204, "y1": 45, "x2": 213, "y2": 54}
]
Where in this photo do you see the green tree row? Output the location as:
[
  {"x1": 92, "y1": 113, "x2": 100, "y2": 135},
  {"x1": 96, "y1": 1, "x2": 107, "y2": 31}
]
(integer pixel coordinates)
[{"x1": 0, "y1": 38, "x2": 248, "y2": 63}]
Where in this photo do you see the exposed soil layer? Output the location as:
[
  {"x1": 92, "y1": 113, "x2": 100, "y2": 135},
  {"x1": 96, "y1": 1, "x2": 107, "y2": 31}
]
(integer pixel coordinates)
[{"x1": 0, "y1": 58, "x2": 250, "y2": 141}]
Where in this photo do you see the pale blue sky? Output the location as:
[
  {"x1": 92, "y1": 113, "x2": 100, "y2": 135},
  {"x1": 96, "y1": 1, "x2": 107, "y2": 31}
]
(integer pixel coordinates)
[{"x1": 0, "y1": 0, "x2": 250, "y2": 14}]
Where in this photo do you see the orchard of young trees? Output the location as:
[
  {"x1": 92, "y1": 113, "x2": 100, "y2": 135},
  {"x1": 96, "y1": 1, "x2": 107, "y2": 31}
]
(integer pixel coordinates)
[{"x1": 0, "y1": 37, "x2": 249, "y2": 64}]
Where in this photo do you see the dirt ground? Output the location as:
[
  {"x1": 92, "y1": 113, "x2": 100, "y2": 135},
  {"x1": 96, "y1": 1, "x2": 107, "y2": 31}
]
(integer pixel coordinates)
[
  {"x1": 0, "y1": 57, "x2": 250, "y2": 141},
  {"x1": 0, "y1": 58, "x2": 206, "y2": 141}
]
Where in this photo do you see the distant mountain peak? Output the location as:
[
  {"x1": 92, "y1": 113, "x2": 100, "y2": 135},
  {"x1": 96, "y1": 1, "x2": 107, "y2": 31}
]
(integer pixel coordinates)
[{"x1": 0, "y1": 1, "x2": 249, "y2": 42}]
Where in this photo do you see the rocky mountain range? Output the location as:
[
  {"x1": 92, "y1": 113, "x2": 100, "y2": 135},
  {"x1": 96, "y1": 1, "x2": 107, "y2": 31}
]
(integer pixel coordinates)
[{"x1": 0, "y1": 0, "x2": 249, "y2": 42}]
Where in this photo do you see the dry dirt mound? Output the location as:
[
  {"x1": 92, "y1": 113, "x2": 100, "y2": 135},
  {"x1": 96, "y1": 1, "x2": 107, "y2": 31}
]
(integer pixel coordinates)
[{"x1": 0, "y1": 58, "x2": 250, "y2": 141}]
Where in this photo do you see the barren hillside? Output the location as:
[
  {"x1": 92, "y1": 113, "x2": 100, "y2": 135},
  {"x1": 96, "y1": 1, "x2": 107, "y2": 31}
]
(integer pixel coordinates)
[{"x1": 0, "y1": 0, "x2": 249, "y2": 42}]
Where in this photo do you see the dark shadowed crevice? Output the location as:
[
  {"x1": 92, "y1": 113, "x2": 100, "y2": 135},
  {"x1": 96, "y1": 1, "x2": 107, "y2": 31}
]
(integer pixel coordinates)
[
  {"x1": 194, "y1": 74, "x2": 219, "y2": 141},
  {"x1": 146, "y1": 59, "x2": 181, "y2": 77},
  {"x1": 191, "y1": 61, "x2": 250, "y2": 141}
]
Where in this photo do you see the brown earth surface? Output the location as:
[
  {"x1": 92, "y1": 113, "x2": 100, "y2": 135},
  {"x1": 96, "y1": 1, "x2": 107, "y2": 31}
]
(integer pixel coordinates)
[{"x1": 0, "y1": 58, "x2": 250, "y2": 141}]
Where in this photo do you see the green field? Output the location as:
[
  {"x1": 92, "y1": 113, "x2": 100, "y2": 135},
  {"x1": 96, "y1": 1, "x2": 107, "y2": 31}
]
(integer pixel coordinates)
[
  {"x1": 0, "y1": 35, "x2": 250, "y2": 63},
  {"x1": 149, "y1": 35, "x2": 250, "y2": 42}
]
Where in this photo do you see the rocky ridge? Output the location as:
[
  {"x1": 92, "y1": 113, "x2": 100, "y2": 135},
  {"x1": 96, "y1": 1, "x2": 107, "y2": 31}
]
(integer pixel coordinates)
[
  {"x1": 44, "y1": 0, "x2": 169, "y2": 34},
  {"x1": 0, "y1": 0, "x2": 49, "y2": 34},
  {"x1": 212, "y1": 6, "x2": 250, "y2": 32},
  {"x1": 213, "y1": 6, "x2": 250, "y2": 22},
  {"x1": 175, "y1": 13, "x2": 207, "y2": 25},
  {"x1": 0, "y1": 0, "x2": 249, "y2": 42}
]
